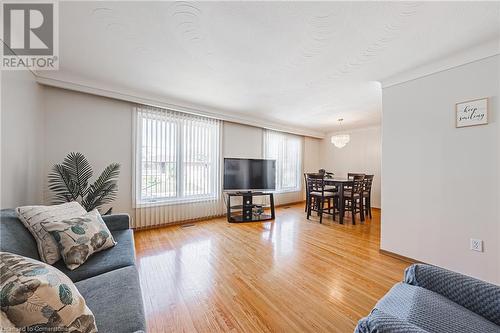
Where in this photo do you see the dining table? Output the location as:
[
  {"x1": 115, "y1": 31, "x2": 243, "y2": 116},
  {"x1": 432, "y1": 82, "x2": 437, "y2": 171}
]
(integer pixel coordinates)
[{"x1": 323, "y1": 177, "x2": 364, "y2": 224}]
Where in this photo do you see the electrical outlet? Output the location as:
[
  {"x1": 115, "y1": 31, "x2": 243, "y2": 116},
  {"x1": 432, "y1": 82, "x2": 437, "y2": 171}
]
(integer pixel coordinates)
[{"x1": 470, "y1": 239, "x2": 483, "y2": 252}]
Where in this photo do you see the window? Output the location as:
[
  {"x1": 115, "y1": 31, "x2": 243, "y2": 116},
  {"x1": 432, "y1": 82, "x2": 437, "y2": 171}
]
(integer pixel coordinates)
[
  {"x1": 135, "y1": 105, "x2": 221, "y2": 205},
  {"x1": 263, "y1": 129, "x2": 302, "y2": 192}
]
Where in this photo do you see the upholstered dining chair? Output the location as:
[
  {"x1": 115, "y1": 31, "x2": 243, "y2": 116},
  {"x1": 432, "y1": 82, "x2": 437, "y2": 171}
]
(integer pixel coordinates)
[
  {"x1": 346, "y1": 173, "x2": 364, "y2": 191},
  {"x1": 362, "y1": 175, "x2": 374, "y2": 218},
  {"x1": 318, "y1": 169, "x2": 336, "y2": 192},
  {"x1": 304, "y1": 172, "x2": 324, "y2": 212},
  {"x1": 347, "y1": 172, "x2": 365, "y2": 179},
  {"x1": 337, "y1": 174, "x2": 365, "y2": 224},
  {"x1": 304, "y1": 173, "x2": 310, "y2": 212},
  {"x1": 306, "y1": 174, "x2": 335, "y2": 224}
]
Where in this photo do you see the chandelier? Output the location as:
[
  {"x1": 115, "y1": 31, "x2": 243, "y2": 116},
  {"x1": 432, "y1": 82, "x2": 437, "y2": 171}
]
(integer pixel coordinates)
[{"x1": 330, "y1": 118, "x2": 350, "y2": 148}]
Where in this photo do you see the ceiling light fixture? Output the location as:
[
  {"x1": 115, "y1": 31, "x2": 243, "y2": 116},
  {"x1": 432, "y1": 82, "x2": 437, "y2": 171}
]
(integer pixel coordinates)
[{"x1": 330, "y1": 118, "x2": 350, "y2": 148}]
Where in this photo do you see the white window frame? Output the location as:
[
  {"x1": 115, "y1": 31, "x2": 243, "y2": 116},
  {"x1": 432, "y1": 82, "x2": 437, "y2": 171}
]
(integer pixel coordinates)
[{"x1": 133, "y1": 106, "x2": 221, "y2": 207}]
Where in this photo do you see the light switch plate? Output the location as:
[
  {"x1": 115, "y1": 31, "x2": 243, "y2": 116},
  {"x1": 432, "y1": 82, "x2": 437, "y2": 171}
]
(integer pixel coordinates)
[{"x1": 470, "y1": 239, "x2": 483, "y2": 252}]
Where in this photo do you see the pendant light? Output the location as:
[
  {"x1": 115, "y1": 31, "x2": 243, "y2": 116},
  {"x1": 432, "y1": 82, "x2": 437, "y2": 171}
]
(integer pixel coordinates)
[{"x1": 330, "y1": 118, "x2": 350, "y2": 148}]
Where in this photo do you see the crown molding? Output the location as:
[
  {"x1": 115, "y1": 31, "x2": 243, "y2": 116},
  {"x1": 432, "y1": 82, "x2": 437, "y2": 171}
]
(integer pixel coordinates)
[
  {"x1": 326, "y1": 124, "x2": 381, "y2": 138},
  {"x1": 35, "y1": 75, "x2": 326, "y2": 139},
  {"x1": 381, "y1": 39, "x2": 500, "y2": 89},
  {"x1": 1, "y1": 40, "x2": 38, "y2": 77}
]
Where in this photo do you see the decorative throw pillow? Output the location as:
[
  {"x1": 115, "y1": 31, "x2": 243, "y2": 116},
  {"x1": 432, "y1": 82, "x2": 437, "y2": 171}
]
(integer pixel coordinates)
[
  {"x1": 16, "y1": 202, "x2": 87, "y2": 264},
  {"x1": 0, "y1": 252, "x2": 97, "y2": 332},
  {"x1": 44, "y1": 210, "x2": 116, "y2": 270},
  {"x1": 1, "y1": 311, "x2": 19, "y2": 332}
]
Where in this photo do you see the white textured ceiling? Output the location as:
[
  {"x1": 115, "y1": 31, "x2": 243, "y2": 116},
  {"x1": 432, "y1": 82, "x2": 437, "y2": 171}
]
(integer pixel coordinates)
[{"x1": 39, "y1": 1, "x2": 500, "y2": 133}]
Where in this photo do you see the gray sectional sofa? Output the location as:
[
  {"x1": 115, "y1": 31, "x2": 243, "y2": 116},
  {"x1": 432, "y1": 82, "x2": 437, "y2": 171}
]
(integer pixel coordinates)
[
  {"x1": 356, "y1": 263, "x2": 500, "y2": 333},
  {"x1": 0, "y1": 209, "x2": 146, "y2": 333}
]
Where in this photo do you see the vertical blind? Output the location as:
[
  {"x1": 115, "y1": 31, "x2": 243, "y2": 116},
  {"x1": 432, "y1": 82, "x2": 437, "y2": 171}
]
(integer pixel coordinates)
[
  {"x1": 263, "y1": 129, "x2": 302, "y2": 192},
  {"x1": 133, "y1": 105, "x2": 224, "y2": 228}
]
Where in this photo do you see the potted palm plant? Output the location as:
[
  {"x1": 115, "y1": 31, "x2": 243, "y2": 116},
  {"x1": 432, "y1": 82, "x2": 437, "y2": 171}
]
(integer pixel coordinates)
[{"x1": 48, "y1": 152, "x2": 120, "y2": 214}]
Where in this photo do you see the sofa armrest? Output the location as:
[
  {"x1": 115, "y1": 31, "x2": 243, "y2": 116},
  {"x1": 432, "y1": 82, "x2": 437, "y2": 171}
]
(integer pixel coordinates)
[
  {"x1": 404, "y1": 264, "x2": 500, "y2": 326},
  {"x1": 355, "y1": 309, "x2": 430, "y2": 333},
  {"x1": 101, "y1": 214, "x2": 130, "y2": 231}
]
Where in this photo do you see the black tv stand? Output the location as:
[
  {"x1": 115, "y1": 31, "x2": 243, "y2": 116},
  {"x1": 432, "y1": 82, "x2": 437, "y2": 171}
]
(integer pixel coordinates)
[
  {"x1": 226, "y1": 192, "x2": 275, "y2": 223},
  {"x1": 235, "y1": 191, "x2": 263, "y2": 195}
]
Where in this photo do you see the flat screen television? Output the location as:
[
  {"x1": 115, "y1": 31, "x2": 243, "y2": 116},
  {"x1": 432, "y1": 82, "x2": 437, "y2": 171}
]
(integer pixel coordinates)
[{"x1": 223, "y1": 158, "x2": 276, "y2": 191}]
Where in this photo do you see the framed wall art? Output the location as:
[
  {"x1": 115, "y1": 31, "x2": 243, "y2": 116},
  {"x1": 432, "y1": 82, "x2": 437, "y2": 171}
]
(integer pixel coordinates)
[{"x1": 455, "y1": 98, "x2": 488, "y2": 128}]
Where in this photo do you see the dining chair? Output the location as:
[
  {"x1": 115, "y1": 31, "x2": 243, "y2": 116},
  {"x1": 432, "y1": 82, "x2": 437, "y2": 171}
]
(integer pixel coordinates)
[
  {"x1": 337, "y1": 174, "x2": 365, "y2": 224},
  {"x1": 362, "y1": 175, "x2": 374, "y2": 218},
  {"x1": 306, "y1": 174, "x2": 335, "y2": 224},
  {"x1": 304, "y1": 173, "x2": 310, "y2": 212},
  {"x1": 346, "y1": 172, "x2": 364, "y2": 191},
  {"x1": 304, "y1": 172, "x2": 323, "y2": 212},
  {"x1": 322, "y1": 170, "x2": 337, "y2": 193}
]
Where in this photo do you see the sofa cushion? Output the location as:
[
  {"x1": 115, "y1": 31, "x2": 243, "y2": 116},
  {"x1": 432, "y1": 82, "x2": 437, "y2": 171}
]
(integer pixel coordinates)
[
  {"x1": 53, "y1": 229, "x2": 135, "y2": 282},
  {"x1": 75, "y1": 266, "x2": 146, "y2": 333},
  {"x1": 0, "y1": 209, "x2": 39, "y2": 260},
  {"x1": 101, "y1": 214, "x2": 130, "y2": 231},
  {"x1": 376, "y1": 282, "x2": 500, "y2": 333}
]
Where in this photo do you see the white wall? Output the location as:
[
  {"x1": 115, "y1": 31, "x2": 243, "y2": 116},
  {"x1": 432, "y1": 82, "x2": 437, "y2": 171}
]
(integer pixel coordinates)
[
  {"x1": 304, "y1": 136, "x2": 321, "y2": 175},
  {"x1": 223, "y1": 122, "x2": 263, "y2": 159},
  {"x1": 319, "y1": 126, "x2": 381, "y2": 208},
  {"x1": 40, "y1": 90, "x2": 321, "y2": 219},
  {"x1": 223, "y1": 121, "x2": 321, "y2": 205},
  {"x1": 1, "y1": 70, "x2": 44, "y2": 208},
  {"x1": 42, "y1": 86, "x2": 134, "y2": 216},
  {"x1": 382, "y1": 55, "x2": 499, "y2": 284}
]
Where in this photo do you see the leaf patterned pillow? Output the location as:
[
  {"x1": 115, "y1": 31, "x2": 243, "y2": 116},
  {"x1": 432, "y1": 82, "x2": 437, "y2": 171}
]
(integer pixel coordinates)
[
  {"x1": 1, "y1": 310, "x2": 20, "y2": 332},
  {"x1": 16, "y1": 202, "x2": 87, "y2": 264},
  {"x1": 0, "y1": 252, "x2": 97, "y2": 332},
  {"x1": 43, "y1": 210, "x2": 116, "y2": 270}
]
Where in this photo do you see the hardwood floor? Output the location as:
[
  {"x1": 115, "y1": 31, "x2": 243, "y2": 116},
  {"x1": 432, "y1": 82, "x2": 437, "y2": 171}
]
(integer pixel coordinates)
[{"x1": 134, "y1": 204, "x2": 410, "y2": 333}]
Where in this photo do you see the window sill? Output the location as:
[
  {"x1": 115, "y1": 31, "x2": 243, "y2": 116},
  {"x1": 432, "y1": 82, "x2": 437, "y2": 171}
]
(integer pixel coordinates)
[
  {"x1": 274, "y1": 188, "x2": 302, "y2": 194},
  {"x1": 135, "y1": 196, "x2": 219, "y2": 208}
]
